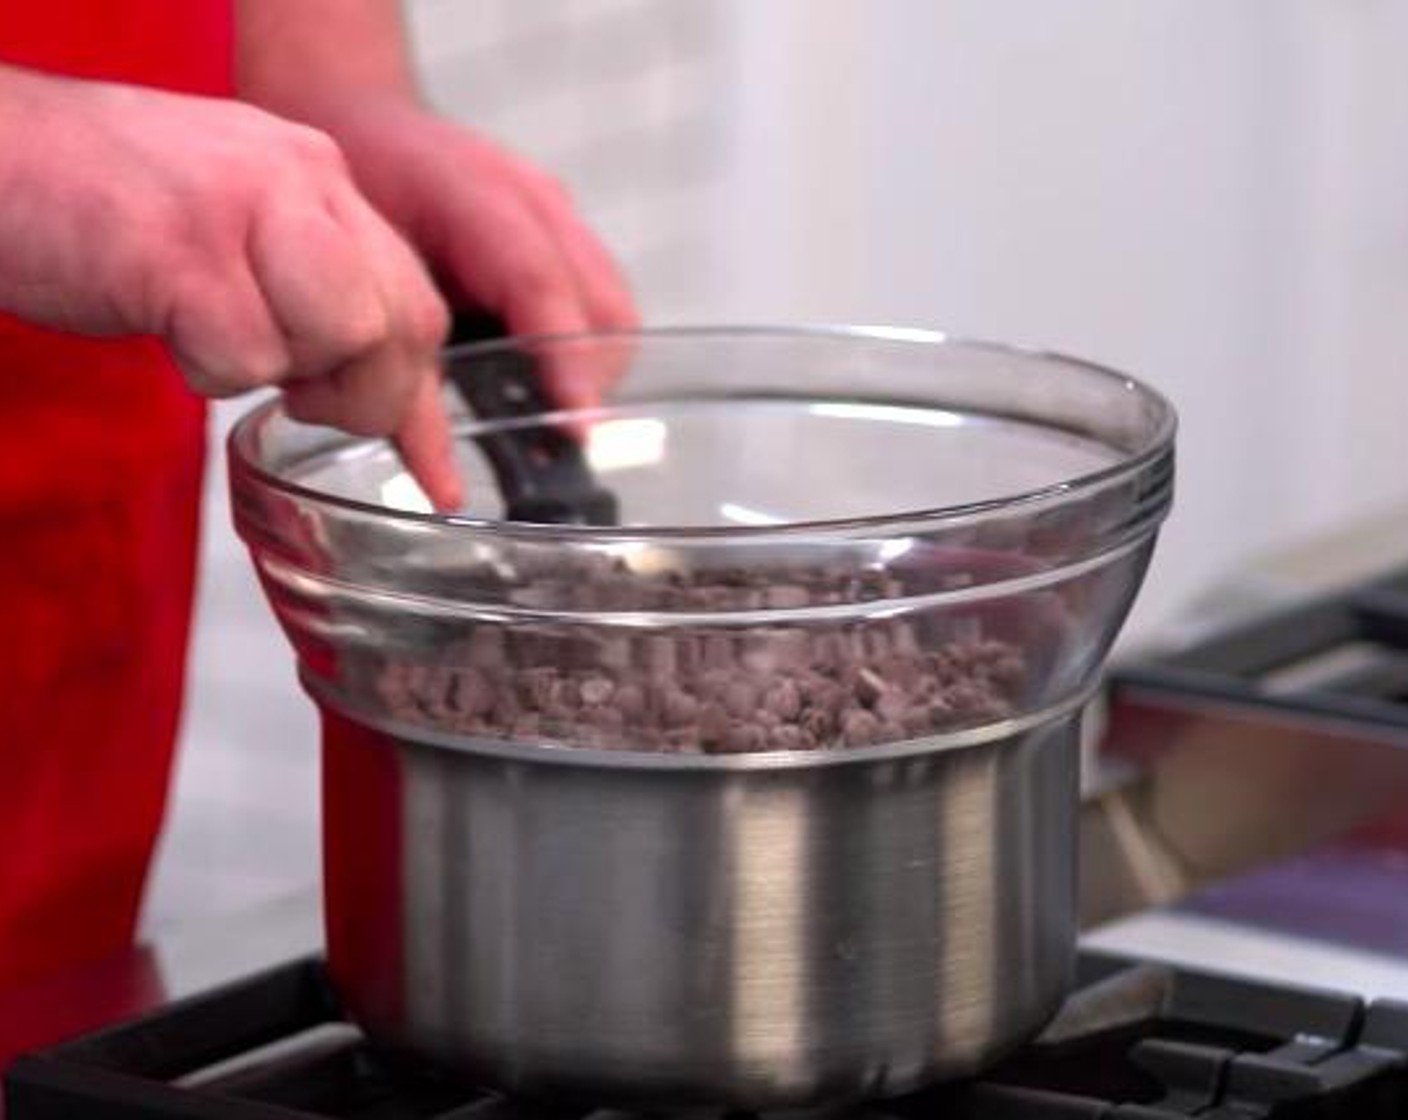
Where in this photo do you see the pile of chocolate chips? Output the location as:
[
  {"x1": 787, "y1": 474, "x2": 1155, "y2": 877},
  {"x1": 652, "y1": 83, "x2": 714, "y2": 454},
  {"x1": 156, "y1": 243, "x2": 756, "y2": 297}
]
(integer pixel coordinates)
[{"x1": 375, "y1": 571, "x2": 1027, "y2": 754}]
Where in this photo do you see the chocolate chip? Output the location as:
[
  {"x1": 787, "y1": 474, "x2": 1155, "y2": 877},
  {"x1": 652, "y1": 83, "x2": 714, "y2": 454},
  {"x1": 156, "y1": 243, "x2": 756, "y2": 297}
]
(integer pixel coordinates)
[
  {"x1": 878, "y1": 654, "x2": 921, "y2": 691},
  {"x1": 769, "y1": 724, "x2": 809, "y2": 751},
  {"x1": 891, "y1": 624, "x2": 922, "y2": 656},
  {"x1": 771, "y1": 630, "x2": 813, "y2": 670},
  {"x1": 665, "y1": 727, "x2": 702, "y2": 753},
  {"x1": 765, "y1": 584, "x2": 810, "y2": 609},
  {"x1": 800, "y1": 707, "x2": 835, "y2": 741},
  {"x1": 372, "y1": 569, "x2": 1030, "y2": 755},
  {"x1": 723, "y1": 680, "x2": 759, "y2": 718},
  {"x1": 862, "y1": 630, "x2": 893, "y2": 659},
  {"x1": 702, "y1": 634, "x2": 734, "y2": 671},
  {"x1": 902, "y1": 707, "x2": 934, "y2": 736},
  {"x1": 719, "y1": 722, "x2": 766, "y2": 754},
  {"x1": 986, "y1": 652, "x2": 1027, "y2": 688},
  {"x1": 586, "y1": 706, "x2": 625, "y2": 736},
  {"x1": 615, "y1": 683, "x2": 647, "y2": 721},
  {"x1": 698, "y1": 702, "x2": 730, "y2": 743},
  {"x1": 579, "y1": 676, "x2": 615, "y2": 706},
  {"x1": 518, "y1": 667, "x2": 555, "y2": 710},
  {"x1": 875, "y1": 691, "x2": 909, "y2": 724},
  {"x1": 457, "y1": 667, "x2": 495, "y2": 718},
  {"x1": 548, "y1": 678, "x2": 581, "y2": 713},
  {"x1": 856, "y1": 668, "x2": 888, "y2": 706},
  {"x1": 696, "y1": 669, "x2": 731, "y2": 701},
  {"x1": 646, "y1": 635, "x2": 677, "y2": 677},
  {"x1": 763, "y1": 679, "x2": 801, "y2": 720},
  {"x1": 598, "y1": 635, "x2": 632, "y2": 670},
  {"x1": 662, "y1": 689, "x2": 700, "y2": 728},
  {"x1": 841, "y1": 709, "x2": 882, "y2": 747}
]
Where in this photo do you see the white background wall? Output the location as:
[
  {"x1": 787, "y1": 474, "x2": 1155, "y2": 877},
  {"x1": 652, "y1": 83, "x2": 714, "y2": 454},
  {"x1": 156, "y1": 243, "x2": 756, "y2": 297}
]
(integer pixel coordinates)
[
  {"x1": 144, "y1": 1, "x2": 1408, "y2": 929},
  {"x1": 703, "y1": 0, "x2": 1408, "y2": 635}
]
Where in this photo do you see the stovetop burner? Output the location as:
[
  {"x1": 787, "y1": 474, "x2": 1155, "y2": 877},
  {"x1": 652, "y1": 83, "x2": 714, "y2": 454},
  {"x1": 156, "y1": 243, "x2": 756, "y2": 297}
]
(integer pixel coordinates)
[{"x1": 6, "y1": 952, "x2": 1408, "y2": 1119}]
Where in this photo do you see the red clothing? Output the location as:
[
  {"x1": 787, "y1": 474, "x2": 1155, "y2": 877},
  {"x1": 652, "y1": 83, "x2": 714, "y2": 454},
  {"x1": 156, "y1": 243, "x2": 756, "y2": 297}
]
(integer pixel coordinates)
[{"x1": 0, "y1": 1, "x2": 232, "y2": 987}]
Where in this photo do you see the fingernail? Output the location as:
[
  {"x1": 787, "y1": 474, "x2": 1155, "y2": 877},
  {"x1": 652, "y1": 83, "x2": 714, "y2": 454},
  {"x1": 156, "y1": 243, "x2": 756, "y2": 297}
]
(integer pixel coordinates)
[{"x1": 431, "y1": 472, "x2": 465, "y2": 513}]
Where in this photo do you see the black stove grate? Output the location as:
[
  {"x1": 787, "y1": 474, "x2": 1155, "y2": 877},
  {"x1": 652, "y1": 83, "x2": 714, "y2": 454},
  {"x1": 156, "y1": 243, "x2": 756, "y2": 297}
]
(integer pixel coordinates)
[
  {"x1": 1110, "y1": 562, "x2": 1408, "y2": 734},
  {"x1": 6, "y1": 953, "x2": 1408, "y2": 1119}
]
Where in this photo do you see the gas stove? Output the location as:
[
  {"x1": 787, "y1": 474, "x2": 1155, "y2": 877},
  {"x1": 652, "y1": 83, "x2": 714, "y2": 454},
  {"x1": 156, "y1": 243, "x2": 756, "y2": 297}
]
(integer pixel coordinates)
[{"x1": 7, "y1": 950, "x2": 1408, "y2": 1119}]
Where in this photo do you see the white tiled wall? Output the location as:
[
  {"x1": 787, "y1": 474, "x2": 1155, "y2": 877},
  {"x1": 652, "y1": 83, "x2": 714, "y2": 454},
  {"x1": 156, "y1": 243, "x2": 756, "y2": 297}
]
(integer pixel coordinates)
[
  {"x1": 698, "y1": 0, "x2": 1408, "y2": 638},
  {"x1": 408, "y1": 0, "x2": 726, "y2": 315}
]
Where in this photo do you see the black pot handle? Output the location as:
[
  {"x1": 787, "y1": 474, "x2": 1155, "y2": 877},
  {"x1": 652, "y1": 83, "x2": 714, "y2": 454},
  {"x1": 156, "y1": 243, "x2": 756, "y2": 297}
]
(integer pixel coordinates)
[{"x1": 443, "y1": 313, "x2": 619, "y2": 526}]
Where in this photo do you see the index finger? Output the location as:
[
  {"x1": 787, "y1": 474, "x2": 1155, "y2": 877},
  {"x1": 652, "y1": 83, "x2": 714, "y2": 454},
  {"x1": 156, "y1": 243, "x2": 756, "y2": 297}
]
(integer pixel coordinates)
[{"x1": 396, "y1": 370, "x2": 464, "y2": 511}]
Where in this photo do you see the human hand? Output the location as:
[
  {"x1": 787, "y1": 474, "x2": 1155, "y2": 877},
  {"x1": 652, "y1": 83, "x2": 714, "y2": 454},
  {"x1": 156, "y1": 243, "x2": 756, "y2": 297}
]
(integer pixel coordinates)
[
  {"x1": 308, "y1": 97, "x2": 639, "y2": 409},
  {"x1": 0, "y1": 65, "x2": 462, "y2": 508}
]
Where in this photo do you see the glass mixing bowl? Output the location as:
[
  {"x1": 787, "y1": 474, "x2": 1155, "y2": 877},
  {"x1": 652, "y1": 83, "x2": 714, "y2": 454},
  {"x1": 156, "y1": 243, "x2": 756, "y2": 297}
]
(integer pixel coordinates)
[
  {"x1": 228, "y1": 326, "x2": 1175, "y2": 759},
  {"x1": 229, "y1": 326, "x2": 1175, "y2": 1106}
]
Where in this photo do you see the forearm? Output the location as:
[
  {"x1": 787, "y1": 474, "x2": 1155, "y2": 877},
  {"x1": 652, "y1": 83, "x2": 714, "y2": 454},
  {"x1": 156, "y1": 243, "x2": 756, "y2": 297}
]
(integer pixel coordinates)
[
  {"x1": 234, "y1": 0, "x2": 422, "y2": 125},
  {"x1": 0, "y1": 63, "x2": 146, "y2": 331},
  {"x1": 0, "y1": 63, "x2": 59, "y2": 321},
  {"x1": 0, "y1": 62, "x2": 40, "y2": 193},
  {"x1": 0, "y1": 62, "x2": 79, "y2": 171}
]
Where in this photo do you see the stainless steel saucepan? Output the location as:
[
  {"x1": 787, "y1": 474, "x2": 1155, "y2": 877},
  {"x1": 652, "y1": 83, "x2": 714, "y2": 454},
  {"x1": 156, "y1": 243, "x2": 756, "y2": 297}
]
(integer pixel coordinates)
[{"x1": 229, "y1": 326, "x2": 1175, "y2": 1108}]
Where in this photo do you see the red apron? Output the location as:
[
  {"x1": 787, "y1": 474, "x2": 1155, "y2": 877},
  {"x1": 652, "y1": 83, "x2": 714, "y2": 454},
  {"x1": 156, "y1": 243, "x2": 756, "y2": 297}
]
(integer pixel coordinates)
[{"x1": 0, "y1": 1, "x2": 232, "y2": 987}]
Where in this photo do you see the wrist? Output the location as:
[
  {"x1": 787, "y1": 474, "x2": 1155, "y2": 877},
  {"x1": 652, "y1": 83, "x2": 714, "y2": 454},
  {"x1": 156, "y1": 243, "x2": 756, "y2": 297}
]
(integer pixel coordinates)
[
  {"x1": 242, "y1": 80, "x2": 424, "y2": 139},
  {"x1": 235, "y1": 0, "x2": 423, "y2": 128},
  {"x1": 298, "y1": 95, "x2": 451, "y2": 241},
  {"x1": 277, "y1": 84, "x2": 425, "y2": 142},
  {"x1": 0, "y1": 66, "x2": 77, "y2": 252},
  {"x1": 0, "y1": 65, "x2": 50, "y2": 185}
]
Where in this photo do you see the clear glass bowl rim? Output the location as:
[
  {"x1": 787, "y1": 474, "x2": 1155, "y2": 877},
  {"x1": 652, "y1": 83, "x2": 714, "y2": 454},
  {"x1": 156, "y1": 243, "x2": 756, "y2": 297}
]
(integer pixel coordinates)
[{"x1": 226, "y1": 323, "x2": 1177, "y2": 542}]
